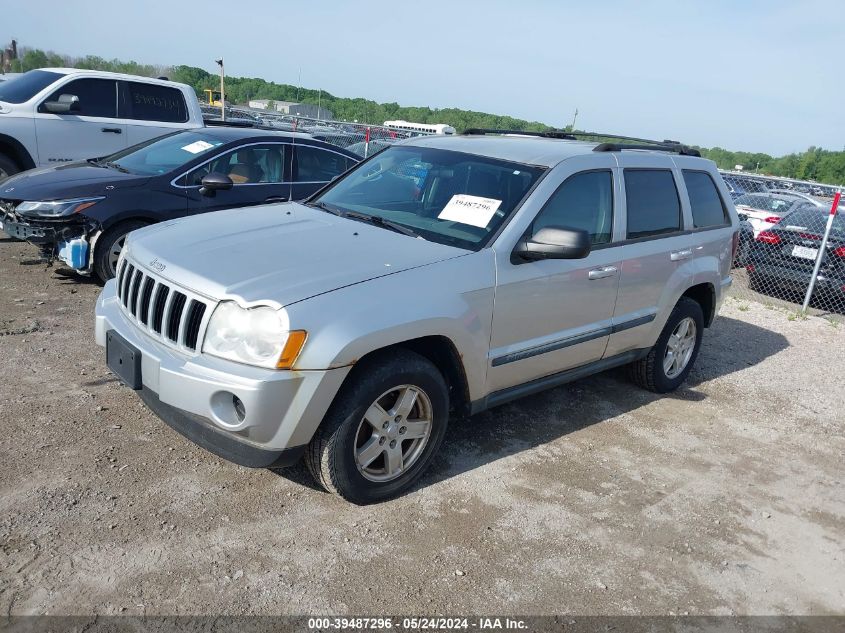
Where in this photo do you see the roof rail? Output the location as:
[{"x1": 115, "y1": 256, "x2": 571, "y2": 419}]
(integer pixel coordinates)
[
  {"x1": 463, "y1": 128, "x2": 576, "y2": 140},
  {"x1": 462, "y1": 128, "x2": 701, "y2": 157},
  {"x1": 562, "y1": 131, "x2": 700, "y2": 156}
]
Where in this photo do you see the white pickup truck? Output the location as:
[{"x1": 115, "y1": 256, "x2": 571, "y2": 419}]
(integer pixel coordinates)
[{"x1": 0, "y1": 68, "x2": 204, "y2": 178}]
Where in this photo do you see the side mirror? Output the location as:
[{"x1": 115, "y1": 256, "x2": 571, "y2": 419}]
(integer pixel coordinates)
[
  {"x1": 513, "y1": 226, "x2": 591, "y2": 261},
  {"x1": 43, "y1": 94, "x2": 80, "y2": 113},
  {"x1": 199, "y1": 172, "x2": 234, "y2": 196}
]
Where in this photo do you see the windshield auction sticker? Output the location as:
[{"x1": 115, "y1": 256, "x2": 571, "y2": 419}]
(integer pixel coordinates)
[
  {"x1": 438, "y1": 194, "x2": 502, "y2": 228},
  {"x1": 181, "y1": 140, "x2": 216, "y2": 154}
]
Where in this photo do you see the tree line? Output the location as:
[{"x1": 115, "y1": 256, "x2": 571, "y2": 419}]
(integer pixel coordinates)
[{"x1": 6, "y1": 46, "x2": 845, "y2": 185}]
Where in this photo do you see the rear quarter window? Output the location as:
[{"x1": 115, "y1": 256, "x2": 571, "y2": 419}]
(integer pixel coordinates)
[
  {"x1": 683, "y1": 170, "x2": 730, "y2": 228},
  {"x1": 124, "y1": 82, "x2": 188, "y2": 123}
]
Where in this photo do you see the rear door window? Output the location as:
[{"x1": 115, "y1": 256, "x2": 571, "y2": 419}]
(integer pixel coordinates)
[
  {"x1": 684, "y1": 171, "x2": 729, "y2": 228},
  {"x1": 624, "y1": 169, "x2": 682, "y2": 239},
  {"x1": 124, "y1": 82, "x2": 188, "y2": 123},
  {"x1": 40, "y1": 78, "x2": 118, "y2": 117}
]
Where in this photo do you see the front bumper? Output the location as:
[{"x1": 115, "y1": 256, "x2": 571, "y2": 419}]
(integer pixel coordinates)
[
  {"x1": 95, "y1": 280, "x2": 351, "y2": 467},
  {"x1": 0, "y1": 216, "x2": 59, "y2": 243},
  {"x1": 0, "y1": 212, "x2": 93, "y2": 270}
]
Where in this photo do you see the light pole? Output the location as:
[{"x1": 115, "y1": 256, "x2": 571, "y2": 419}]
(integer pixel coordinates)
[{"x1": 215, "y1": 58, "x2": 225, "y2": 121}]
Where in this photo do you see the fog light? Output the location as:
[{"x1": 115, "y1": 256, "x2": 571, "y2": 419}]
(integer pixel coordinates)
[{"x1": 232, "y1": 395, "x2": 246, "y2": 422}]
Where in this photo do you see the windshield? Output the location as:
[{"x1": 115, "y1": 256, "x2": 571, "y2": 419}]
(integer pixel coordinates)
[
  {"x1": 102, "y1": 130, "x2": 226, "y2": 176},
  {"x1": 0, "y1": 69, "x2": 62, "y2": 104},
  {"x1": 314, "y1": 145, "x2": 546, "y2": 250}
]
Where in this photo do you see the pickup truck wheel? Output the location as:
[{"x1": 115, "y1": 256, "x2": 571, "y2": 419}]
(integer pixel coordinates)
[
  {"x1": 93, "y1": 220, "x2": 148, "y2": 282},
  {"x1": 0, "y1": 153, "x2": 20, "y2": 179},
  {"x1": 305, "y1": 350, "x2": 449, "y2": 504},
  {"x1": 629, "y1": 297, "x2": 703, "y2": 393}
]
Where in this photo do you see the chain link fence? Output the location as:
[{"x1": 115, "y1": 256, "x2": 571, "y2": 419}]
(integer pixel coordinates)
[
  {"x1": 724, "y1": 171, "x2": 845, "y2": 318},
  {"x1": 200, "y1": 104, "x2": 433, "y2": 159}
]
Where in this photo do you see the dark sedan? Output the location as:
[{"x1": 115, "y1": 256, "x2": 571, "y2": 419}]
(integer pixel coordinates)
[
  {"x1": 0, "y1": 126, "x2": 360, "y2": 281},
  {"x1": 746, "y1": 205, "x2": 845, "y2": 307}
]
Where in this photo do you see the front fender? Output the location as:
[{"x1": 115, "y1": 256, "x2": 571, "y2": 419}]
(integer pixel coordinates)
[{"x1": 286, "y1": 250, "x2": 496, "y2": 402}]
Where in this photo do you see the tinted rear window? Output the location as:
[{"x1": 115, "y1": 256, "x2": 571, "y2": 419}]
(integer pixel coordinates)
[
  {"x1": 0, "y1": 69, "x2": 61, "y2": 104},
  {"x1": 125, "y1": 82, "x2": 188, "y2": 122},
  {"x1": 625, "y1": 169, "x2": 681, "y2": 239},
  {"x1": 781, "y1": 207, "x2": 845, "y2": 240},
  {"x1": 684, "y1": 171, "x2": 729, "y2": 228}
]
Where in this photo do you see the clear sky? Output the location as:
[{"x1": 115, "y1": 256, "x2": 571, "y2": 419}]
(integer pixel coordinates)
[{"x1": 4, "y1": 0, "x2": 843, "y2": 156}]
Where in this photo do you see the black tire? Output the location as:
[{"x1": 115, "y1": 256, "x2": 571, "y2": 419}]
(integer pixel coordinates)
[
  {"x1": 0, "y1": 153, "x2": 20, "y2": 179},
  {"x1": 629, "y1": 297, "x2": 704, "y2": 393},
  {"x1": 305, "y1": 349, "x2": 449, "y2": 504},
  {"x1": 93, "y1": 220, "x2": 148, "y2": 282}
]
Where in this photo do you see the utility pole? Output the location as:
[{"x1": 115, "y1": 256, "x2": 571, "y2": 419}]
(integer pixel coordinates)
[
  {"x1": 215, "y1": 58, "x2": 225, "y2": 121},
  {"x1": 570, "y1": 107, "x2": 579, "y2": 131},
  {"x1": 317, "y1": 89, "x2": 322, "y2": 120}
]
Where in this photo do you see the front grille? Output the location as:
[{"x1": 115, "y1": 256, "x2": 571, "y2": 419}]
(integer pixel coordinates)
[{"x1": 115, "y1": 256, "x2": 212, "y2": 352}]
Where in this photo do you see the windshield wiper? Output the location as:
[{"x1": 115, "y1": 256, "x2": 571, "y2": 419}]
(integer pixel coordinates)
[
  {"x1": 306, "y1": 200, "x2": 345, "y2": 216},
  {"x1": 87, "y1": 158, "x2": 107, "y2": 168},
  {"x1": 104, "y1": 161, "x2": 131, "y2": 174},
  {"x1": 306, "y1": 201, "x2": 422, "y2": 239},
  {"x1": 343, "y1": 211, "x2": 422, "y2": 239}
]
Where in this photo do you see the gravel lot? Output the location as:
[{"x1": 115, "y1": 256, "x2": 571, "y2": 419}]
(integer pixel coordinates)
[{"x1": 0, "y1": 234, "x2": 843, "y2": 617}]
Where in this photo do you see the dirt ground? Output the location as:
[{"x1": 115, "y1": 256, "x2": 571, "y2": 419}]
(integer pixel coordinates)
[{"x1": 0, "y1": 234, "x2": 843, "y2": 617}]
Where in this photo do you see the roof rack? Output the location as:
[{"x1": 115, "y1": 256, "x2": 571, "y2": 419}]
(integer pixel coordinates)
[
  {"x1": 462, "y1": 128, "x2": 701, "y2": 157},
  {"x1": 463, "y1": 128, "x2": 577, "y2": 140}
]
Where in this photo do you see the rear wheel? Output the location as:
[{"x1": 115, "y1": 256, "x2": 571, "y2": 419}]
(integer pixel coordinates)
[
  {"x1": 629, "y1": 297, "x2": 703, "y2": 393},
  {"x1": 93, "y1": 220, "x2": 148, "y2": 282},
  {"x1": 0, "y1": 153, "x2": 20, "y2": 179},
  {"x1": 305, "y1": 349, "x2": 449, "y2": 504}
]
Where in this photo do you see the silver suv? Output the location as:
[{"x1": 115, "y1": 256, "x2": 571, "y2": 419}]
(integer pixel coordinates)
[{"x1": 95, "y1": 131, "x2": 738, "y2": 503}]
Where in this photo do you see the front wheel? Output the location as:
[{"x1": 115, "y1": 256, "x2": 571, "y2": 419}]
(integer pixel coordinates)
[
  {"x1": 629, "y1": 297, "x2": 704, "y2": 393},
  {"x1": 305, "y1": 349, "x2": 449, "y2": 504},
  {"x1": 93, "y1": 220, "x2": 148, "y2": 282}
]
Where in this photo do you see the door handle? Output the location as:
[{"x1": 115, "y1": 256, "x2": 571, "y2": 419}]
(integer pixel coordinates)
[
  {"x1": 670, "y1": 249, "x2": 693, "y2": 261},
  {"x1": 264, "y1": 196, "x2": 289, "y2": 203},
  {"x1": 588, "y1": 266, "x2": 618, "y2": 280},
  {"x1": 101, "y1": 127, "x2": 122, "y2": 134}
]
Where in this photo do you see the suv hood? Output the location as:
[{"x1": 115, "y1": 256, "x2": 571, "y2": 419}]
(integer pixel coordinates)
[
  {"x1": 124, "y1": 203, "x2": 469, "y2": 308},
  {"x1": 0, "y1": 162, "x2": 151, "y2": 201}
]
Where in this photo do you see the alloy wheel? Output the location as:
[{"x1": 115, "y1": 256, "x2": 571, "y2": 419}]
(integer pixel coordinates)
[
  {"x1": 353, "y1": 384, "x2": 433, "y2": 482},
  {"x1": 663, "y1": 316, "x2": 697, "y2": 379}
]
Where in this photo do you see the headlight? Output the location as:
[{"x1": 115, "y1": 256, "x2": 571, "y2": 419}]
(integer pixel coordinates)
[
  {"x1": 202, "y1": 301, "x2": 307, "y2": 369},
  {"x1": 17, "y1": 196, "x2": 104, "y2": 218}
]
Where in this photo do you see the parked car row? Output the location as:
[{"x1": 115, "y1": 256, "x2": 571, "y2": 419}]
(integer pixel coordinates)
[
  {"x1": 721, "y1": 173, "x2": 839, "y2": 201},
  {"x1": 737, "y1": 203, "x2": 845, "y2": 306}
]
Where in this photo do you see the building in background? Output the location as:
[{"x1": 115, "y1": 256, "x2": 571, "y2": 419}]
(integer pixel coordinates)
[{"x1": 247, "y1": 99, "x2": 332, "y2": 120}]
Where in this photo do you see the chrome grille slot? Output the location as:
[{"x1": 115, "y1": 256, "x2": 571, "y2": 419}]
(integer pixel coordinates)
[
  {"x1": 184, "y1": 301, "x2": 206, "y2": 351},
  {"x1": 116, "y1": 259, "x2": 128, "y2": 301},
  {"x1": 121, "y1": 264, "x2": 135, "y2": 307},
  {"x1": 115, "y1": 255, "x2": 215, "y2": 354},
  {"x1": 128, "y1": 269, "x2": 143, "y2": 317},
  {"x1": 138, "y1": 277, "x2": 155, "y2": 325},
  {"x1": 152, "y1": 285, "x2": 169, "y2": 333},
  {"x1": 165, "y1": 292, "x2": 187, "y2": 342}
]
